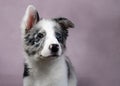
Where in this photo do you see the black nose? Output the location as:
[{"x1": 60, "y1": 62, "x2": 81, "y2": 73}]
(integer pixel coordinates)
[{"x1": 49, "y1": 44, "x2": 59, "y2": 53}]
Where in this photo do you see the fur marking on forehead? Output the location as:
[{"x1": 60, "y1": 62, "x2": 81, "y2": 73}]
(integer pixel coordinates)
[{"x1": 36, "y1": 19, "x2": 59, "y2": 35}]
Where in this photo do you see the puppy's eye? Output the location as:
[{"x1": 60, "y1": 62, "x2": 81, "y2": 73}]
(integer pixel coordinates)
[
  {"x1": 37, "y1": 33, "x2": 44, "y2": 38},
  {"x1": 35, "y1": 33, "x2": 44, "y2": 42},
  {"x1": 56, "y1": 32, "x2": 63, "y2": 42}
]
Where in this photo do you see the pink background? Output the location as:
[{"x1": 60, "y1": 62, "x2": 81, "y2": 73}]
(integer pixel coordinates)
[{"x1": 0, "y1": 0, "x2": 120, "y2": 86}]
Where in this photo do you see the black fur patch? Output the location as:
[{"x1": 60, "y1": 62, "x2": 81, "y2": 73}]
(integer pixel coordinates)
[
  {"x1": 53, "y1": 17, "x2": 74, "y2": 29},
  {"x1": 53, "y1": 17, "x2": 73, "y2": 50},
  {"x1": 54, "y1": 25, "x2": 68, "y2": 50},
  {"x1": 23, "y1": 63, "x2": 30, "y2": 78},
  {"x1": 36, "y1": 11, "x2": 40, "y2": 22},
  {"x1": 66, "y1": 60, "x2": 71, "y2": 79}
]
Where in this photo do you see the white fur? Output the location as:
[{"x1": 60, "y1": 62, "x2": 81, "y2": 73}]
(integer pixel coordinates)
[
  {"x1": 35, "y1": 19, "x2": 62, "y2": 57},
  {"x1": 24, "y1": 55, "x2": 68, "y2": 86}
]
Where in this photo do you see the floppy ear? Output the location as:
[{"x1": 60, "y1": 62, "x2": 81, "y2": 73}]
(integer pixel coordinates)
[
  {"x1": 21, "y1": 5, "x2": 40, "y2": 33},
  {"x1": 53, "y1": 17, "x2": 74, "y2": 29}
]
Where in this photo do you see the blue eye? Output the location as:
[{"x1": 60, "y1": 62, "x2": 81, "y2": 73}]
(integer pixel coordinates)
[{"x1": 56, "y1": 32, "x2": 63, "y2": 42}]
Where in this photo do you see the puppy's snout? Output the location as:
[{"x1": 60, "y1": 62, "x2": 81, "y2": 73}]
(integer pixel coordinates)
[{"x1": 49, "y1": 44, "x2": 59, "y2": 53}]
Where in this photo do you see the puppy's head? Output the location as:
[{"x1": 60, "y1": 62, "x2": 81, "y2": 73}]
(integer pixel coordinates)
[{"x1": 21, "y1": 5, "x2": 74, "y2": 61}]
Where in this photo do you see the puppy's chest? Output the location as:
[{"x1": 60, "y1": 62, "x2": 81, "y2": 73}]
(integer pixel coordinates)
[
  {"x1": 33, "y1": 70, "x2": 66, "y2": 86},
  {"x1": 25, "y1": 61, "x2": 68, "y2": 86}
]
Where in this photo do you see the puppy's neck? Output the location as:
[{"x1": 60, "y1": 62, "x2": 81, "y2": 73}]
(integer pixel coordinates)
[{"x1": 25, "y1": 55, "x2": 65, "y2": 70}]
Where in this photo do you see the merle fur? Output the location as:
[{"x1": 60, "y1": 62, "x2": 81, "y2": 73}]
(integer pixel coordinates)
[
  {"x1": 24, "y1": 19, "x2": 70, "y2": 56},
  {"x1": 24, "y1": 28, "x2": 45, "y2": 56}
]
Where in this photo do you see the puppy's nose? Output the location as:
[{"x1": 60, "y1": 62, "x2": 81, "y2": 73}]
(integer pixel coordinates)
[{"x1": 49, "y1": 44, "x2": 59, "y2": 53}]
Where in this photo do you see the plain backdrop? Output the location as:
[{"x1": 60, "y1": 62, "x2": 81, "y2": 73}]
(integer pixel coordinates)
[{"x1": 0, "y1": 0, "x2": 120, "y2": 86}]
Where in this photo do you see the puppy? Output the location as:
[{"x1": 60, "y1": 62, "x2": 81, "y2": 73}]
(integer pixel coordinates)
[{"x1": 21, "y1": 5, "x2": 77, "y2": 86}]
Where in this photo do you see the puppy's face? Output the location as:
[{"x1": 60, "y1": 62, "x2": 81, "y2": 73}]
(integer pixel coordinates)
[{"x1": 21, "y1": 5, "x2": 74, "y2": 61}]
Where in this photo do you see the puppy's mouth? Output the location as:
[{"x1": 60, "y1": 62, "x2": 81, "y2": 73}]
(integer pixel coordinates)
[
  {"x1": 39, "y1": 53, "x2": 59, "y2": 59},
  {"x1": 41, "y1": 54, "x2": 59, "y2": 58},
  {"x1": 38, "y1": 54, "x2": 59, "y2": 61},
  {"x1": 47, "y1": 54, "x2": 59, "y2": 58}
]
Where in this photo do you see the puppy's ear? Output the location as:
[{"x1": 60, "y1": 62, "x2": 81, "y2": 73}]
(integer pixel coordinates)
[
  {"x1": 21, "y1": 5, "x2": 40, "y2": 33},
  {"x1": 53, "y1": 17, "x2": 74, "y2": 29}
]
